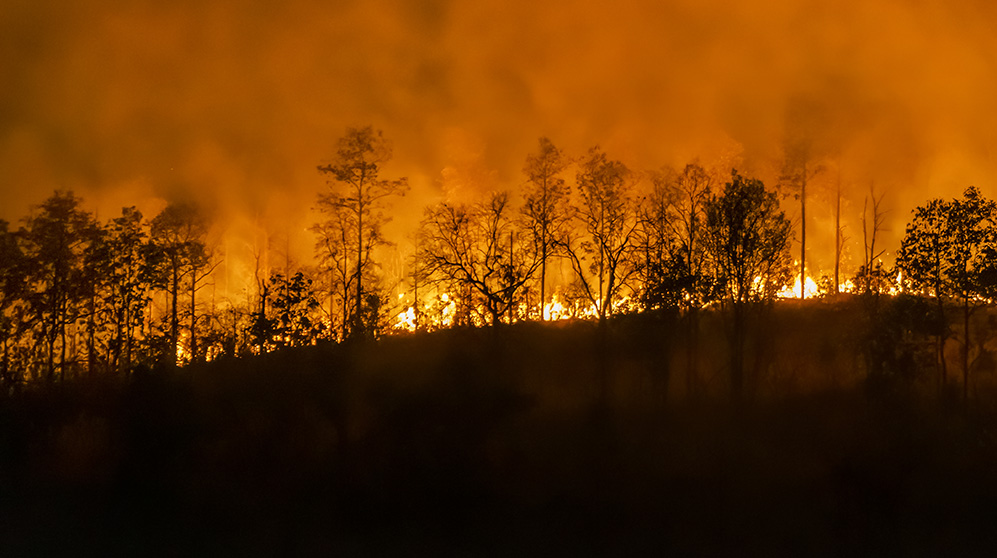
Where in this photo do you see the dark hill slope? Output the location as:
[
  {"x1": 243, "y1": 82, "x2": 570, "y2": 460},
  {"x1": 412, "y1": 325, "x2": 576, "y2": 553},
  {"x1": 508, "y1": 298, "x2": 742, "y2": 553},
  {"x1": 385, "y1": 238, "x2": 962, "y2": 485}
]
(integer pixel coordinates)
[{"x1": 3, "y1": 303, "x2": 997, "y2": 556}]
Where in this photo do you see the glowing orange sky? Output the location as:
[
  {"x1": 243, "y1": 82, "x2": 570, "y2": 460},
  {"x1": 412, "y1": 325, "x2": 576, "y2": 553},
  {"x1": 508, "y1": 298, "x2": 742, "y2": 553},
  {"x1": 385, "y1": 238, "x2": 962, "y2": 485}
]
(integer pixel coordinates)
[{"x1": 2, "y1": 0, "x2": 996, "y2": 284}]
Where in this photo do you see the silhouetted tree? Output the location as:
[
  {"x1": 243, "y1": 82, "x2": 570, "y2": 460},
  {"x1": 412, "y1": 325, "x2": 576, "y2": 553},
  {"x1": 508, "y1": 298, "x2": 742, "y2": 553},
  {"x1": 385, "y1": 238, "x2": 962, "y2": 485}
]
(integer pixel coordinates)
[
  {"x1": 312, "y1": 201, "x2": 354, "y2": 341},
  {"x1": 317, "y1": 126, "x2": 408, "y2": 340},
  {"x1": 186, "y1": 242, "x2": 217, "y2": 363},
  {"x1": 833, "y1": 170, "x2": 848, "y2": 295},
  {"x1": 249, "y1": 270, "x2": 323, "y2": 352},
  {"x1": 897, "y1": 186, "x2": 997, "y2": 400},
  {"x1": 80, "y1": 218, "x2": 110, "y2": 374},
  {"x1": 637, "y1": 163, "x2": 715, "y2": 310},
  {"x1": 897, "y1": 197, "x2": 950, "y2": 385},
  {"x1": 102, "y1": 207, "x2": 151, "y2": 372},
  {"x1": 418, "y1": 192, "x2": 539, "y2": 327},
  {"x1": 404, "y1": 235, "x2": 427, "y2": 331},
  {"x1": 633, "y1": 168, "x2": 681, "y2": 311},
  {"x1": 779, "y1": 99, "x2": 826, "y2": 300},
  {"x1": 637, "y1": 163, "x2": 715, "y2": 395},
  {"x1": 149, "y1": 203, "x2": 209, "y2": 365},
  {"x1": 19, "y1": 191, "x2": 97, "y2": 380},
  {"x1": 521, "y1": 137, "x2": 572, "y2": 320},
  {"x1": 202, "y1": 300, "x2": 253, "y2": 359},
  {"x1": 857, "y1": 184, "x2": 891, "y2": 295},
  {"x1": 704, "y1": 171, "x2": 793, "y2": 397},
  {"x1": 0, "y1": 221, "x2": 26, "y2": 388},
  {"x1": 562, "y1": 147, "x2": 639, "y2": 324}
]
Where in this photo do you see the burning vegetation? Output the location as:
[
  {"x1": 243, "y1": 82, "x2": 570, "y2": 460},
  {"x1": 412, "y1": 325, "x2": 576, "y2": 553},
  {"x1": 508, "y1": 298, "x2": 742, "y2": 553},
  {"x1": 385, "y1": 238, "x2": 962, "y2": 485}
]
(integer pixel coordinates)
[
  {"x1": 1, "y1": 127, "x2": 997, "y2": 402},
  {"x1": 9, "y1": 131, "x2": 997, "y2": 555},
  {"x1": 7, "y1": 2, "x2": 997, "y2": 552}
]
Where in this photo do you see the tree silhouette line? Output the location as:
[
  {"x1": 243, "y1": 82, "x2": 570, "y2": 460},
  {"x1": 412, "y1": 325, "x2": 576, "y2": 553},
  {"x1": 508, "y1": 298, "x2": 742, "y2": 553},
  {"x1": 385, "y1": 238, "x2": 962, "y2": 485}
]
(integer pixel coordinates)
[{"x1": 1, "y1": 126, "x2": 996, "y2": 399}]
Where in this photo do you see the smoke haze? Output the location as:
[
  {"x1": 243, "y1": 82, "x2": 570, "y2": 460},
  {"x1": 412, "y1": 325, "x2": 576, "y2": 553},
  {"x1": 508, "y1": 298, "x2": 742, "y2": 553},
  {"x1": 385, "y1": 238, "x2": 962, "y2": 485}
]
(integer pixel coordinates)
[{"x1": 3, "y1": 0, "x2": 996, "y2": 279}]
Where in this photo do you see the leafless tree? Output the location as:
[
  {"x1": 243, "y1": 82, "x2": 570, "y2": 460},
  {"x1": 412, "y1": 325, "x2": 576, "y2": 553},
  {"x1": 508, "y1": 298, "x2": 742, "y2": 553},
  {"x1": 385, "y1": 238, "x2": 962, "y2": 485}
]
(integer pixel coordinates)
[
  {"x1": 521, "y1": 137, "x2": 572, "y2": 320},
  {"x1": 561, "y1": 147, "x2": 639, "y2": 324},
  {"x1": 418, "y1": 192, "x2": 539, "y2": 327}
]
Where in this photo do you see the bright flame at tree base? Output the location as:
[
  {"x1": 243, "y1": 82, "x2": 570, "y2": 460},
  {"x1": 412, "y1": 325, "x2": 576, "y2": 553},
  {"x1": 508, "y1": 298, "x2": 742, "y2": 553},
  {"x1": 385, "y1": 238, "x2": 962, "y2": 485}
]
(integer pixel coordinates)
[
  {"x1": 393, "y1": 292, "x2": 597, "y2": 332},
  {"x1": 393, "y1": 271, "x2": 888, "y2": 332},
  {"x1": 777, "y1": 275, "x2": 821, "y2": 299},
  {"x1": 543, "y1": 295, "x2": 567, "y2": 321}
]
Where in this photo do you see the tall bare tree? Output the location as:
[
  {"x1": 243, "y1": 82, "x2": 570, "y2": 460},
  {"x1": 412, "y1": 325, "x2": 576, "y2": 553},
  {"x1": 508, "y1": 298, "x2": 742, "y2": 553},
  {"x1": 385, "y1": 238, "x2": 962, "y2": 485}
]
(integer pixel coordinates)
[
  {"x1": 149, "y1": 203, "x2": 209, "y2": 365},
  {"x1": 780, "y1": 99, "x2": 825, "y2": 300},
  {"x1": 562, "y1": 147, "x2": 639, "y2": 324},
  {"x1": 834, "y1": 170, "x2": 847, "y2": 294},
  {"x1": 418, "y1": 193, "x2": 539, "y2": 327},
  {"x1": 857, "y1": 184, "x2": 890, "y2": 295},
  {"x1": 312, "y1": 201, "x2": 355, "y2": 340},
  {"x1": 317, "y1": 126, "x2": 408, "y2": 340},
  {"x1": 521, "y1": 137, "x2": 572, "y2": 320}
]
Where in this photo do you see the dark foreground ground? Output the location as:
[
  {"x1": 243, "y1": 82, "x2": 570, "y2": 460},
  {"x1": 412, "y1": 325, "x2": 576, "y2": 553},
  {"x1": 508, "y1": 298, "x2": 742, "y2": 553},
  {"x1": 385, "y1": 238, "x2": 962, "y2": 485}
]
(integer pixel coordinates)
[{"x1": 3, "y1": 313, "x2": 997, "y2": 556}]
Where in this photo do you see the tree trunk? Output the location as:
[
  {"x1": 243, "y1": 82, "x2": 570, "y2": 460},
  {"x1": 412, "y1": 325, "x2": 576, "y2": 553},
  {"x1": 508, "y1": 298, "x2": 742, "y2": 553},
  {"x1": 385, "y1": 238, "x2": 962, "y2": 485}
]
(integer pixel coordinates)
[
  {"x1": 605, "y1": 269, "x2": 615, "y2": 320},
  {"x1": 171, "y1": 264, "x2": 179, "y2": 365},
  {"x1": 189, "y1": 267, "x2": 197, "y2": 363},
  {"x1": 123, "y1": 297, "x2": 131, "y2": 372},
  {"x1": 87, "y1": 290, "x2": 96, "y2": 375},
  {"x1": 800, "y1": 170, "x2": 807, "y2": 299},
  {"x1": 342, "y1": 290, "x2": 349, "y2": 341},
  {"x1": 355, "y1": 198, "x2": 364, "y2": 339},
  {"x1": 540, "y1": 244, "x2": 547, "y2": 321},
  {"x1": 60, "y1": 315, "x2": 67, "y2": 381},
  {"x1": 413, "y1": 262, "x2": 420, "y2": 331},
  {"x1": 328, "y1": 272, "x2": 337, "y2": 341},
  {"x1": 46, "y1": 316, "x2": 55, "y2": 381},
  {"x1": 505, "y1": 233, "x2": 513, "y2": 325},
  {"x1": 834, "y1": 178, "x2": 840, "y2": 295}
]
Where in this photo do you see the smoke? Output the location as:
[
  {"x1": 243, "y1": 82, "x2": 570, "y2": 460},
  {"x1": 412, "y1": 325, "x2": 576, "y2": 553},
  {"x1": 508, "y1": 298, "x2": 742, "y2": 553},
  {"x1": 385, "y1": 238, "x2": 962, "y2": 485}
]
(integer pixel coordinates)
[{"x1": 2, "y1": 0, "x2": 996, "y2": 282}]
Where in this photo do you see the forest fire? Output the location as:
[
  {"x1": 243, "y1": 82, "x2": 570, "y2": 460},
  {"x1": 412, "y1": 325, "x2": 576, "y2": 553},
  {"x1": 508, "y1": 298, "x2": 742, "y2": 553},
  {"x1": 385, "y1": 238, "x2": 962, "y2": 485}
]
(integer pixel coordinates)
[
  {"x1": 543, "y1": 295, "x2": 569, "y2": 322},
  {"x1": 0, "y1": 130, "x2": 992, "y2": 384},
  {"x1": 395, "y1": 266, "x2": 876, "y2": 333},
  {"x1": 7, "y1": 2, "x2": 997, "y2": 554},
  {"x1": 776, "y1": 274, "x2": 821, "y2": 300},
  {"x1": 175, "y1": 332, "x2": 191, "y2": 367},
  {"x1": 0, "y1": 0, "x2": 994, "y2": 364}
]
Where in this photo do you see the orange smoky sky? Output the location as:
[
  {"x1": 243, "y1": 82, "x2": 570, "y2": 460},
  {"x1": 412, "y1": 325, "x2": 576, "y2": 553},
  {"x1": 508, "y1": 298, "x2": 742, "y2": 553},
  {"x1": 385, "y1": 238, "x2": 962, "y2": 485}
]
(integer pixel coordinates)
[{"x1": 2, "y1": 0, "x2": 997, "y2": 284}]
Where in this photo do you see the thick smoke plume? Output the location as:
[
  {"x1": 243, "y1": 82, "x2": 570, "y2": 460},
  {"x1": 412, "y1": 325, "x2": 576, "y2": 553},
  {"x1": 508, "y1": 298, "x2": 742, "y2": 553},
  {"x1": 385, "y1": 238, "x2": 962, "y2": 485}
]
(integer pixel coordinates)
[{"x1": 3, "y1": 0, "x2": 996, "y2": 286}]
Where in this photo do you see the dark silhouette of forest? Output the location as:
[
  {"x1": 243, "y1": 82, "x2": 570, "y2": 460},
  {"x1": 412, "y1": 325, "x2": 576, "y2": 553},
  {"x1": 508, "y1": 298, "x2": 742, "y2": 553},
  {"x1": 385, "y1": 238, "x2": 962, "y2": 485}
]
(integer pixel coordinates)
[
  {"x1": 4, "y1": 127, "x2": 997, "y2": 554},
  {"x1": 4, "y1": 315, "x2": 997, "y2": 555}
]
